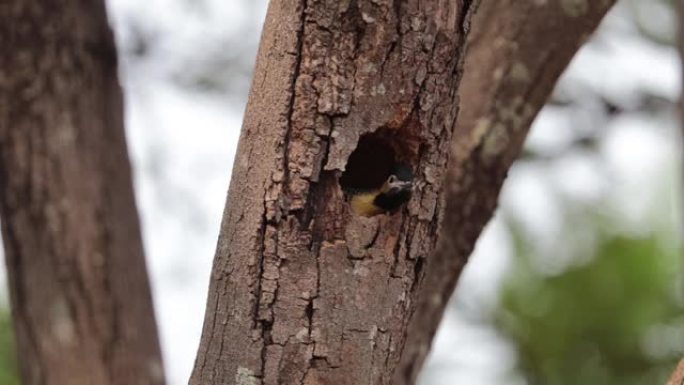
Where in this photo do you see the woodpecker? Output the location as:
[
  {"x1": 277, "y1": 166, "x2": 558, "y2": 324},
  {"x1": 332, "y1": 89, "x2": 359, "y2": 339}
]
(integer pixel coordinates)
[{"x1": 345, "y1": 164, "x2": 414, "y2": 217}]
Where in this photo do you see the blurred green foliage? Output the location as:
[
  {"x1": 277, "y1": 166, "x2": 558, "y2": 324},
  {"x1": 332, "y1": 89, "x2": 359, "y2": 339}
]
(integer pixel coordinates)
[
  {"x1": 498, "y1": 230, "x2": 683, "y2": 385},
  {"x1": 0, "y1": 308, "x2": 18, "y2": 385}
]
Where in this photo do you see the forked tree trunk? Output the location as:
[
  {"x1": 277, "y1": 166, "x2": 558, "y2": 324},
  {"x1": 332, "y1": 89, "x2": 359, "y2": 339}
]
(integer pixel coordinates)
[
  {"x1": 190, "y1": 1, "x2": 614, "y2": 385},
  {"x1": 0, "y1": 1, "x2": 164, "y2": 385}
]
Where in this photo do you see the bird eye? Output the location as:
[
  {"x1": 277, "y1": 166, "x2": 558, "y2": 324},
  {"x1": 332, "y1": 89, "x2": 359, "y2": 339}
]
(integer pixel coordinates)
[{"x1": 388, "y1": 175, "x2": 397, "y2": 184}]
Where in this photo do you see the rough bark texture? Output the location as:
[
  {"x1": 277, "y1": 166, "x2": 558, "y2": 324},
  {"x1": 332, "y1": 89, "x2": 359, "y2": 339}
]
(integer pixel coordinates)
[
  {"x1": 0, "y1": 2, "x2": 164, "y2": 385},
  {"x1": 191, "y1": 1, "x2": 476, "y2": 384},
  {"x1": 396, "y1": 1, "x2": 616, "y2": 383},
  {"x1": 191, "y1": 0, "x2": 618, "y2": 384}
]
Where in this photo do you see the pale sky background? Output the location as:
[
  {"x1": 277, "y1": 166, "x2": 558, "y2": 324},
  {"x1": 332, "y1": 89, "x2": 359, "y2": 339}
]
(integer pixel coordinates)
[{"x1": 0, "y1": 1, "x2": 680, "y2": 384}]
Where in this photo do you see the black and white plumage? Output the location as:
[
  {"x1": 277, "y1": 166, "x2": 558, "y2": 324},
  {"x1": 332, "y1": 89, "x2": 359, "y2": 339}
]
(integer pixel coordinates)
[{"x1": 345, "y1": 164, "x2": 414, "y2": 217}]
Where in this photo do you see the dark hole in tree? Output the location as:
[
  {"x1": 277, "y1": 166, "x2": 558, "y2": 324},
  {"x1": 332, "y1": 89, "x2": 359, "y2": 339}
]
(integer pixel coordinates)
[{"x1": 339, "y1": 130, "x2": 404, "y2": 193}]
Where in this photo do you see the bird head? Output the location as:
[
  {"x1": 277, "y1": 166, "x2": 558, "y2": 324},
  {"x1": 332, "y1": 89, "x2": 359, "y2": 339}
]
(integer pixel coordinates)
[{"x1": 381, "y1": 164, "x2": 413, "y2": 196}]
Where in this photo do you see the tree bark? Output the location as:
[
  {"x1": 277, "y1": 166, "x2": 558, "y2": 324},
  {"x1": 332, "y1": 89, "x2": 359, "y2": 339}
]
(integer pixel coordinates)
[
  {"x1": 190, "y1": 1, "x2": 614, "y2": 385},
  {"x1": 397, "y1": 1, "x2": 616, "y2": 382},
  {"x1": 0, "y1": 2, "x2": 164, "y2": 385},
  {"x1": 191, "y1": 1, "x2": 476, "y2": 384}
]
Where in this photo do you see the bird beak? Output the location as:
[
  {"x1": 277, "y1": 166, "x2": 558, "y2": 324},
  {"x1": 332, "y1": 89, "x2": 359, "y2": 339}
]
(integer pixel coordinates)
[{"x1": 398, "y1": 181, "x2": 413, "y2": 191}]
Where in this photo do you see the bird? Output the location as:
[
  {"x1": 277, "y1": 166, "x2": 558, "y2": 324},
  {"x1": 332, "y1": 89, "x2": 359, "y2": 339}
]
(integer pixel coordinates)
[{"x1": 344, "y1": 164, "x2": 414, "y2": 217}]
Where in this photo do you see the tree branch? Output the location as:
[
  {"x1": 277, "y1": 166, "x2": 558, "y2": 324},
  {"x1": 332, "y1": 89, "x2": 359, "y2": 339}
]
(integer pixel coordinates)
[{"x1": 396, "y1": 1, "x2": 616, "y2": 383}]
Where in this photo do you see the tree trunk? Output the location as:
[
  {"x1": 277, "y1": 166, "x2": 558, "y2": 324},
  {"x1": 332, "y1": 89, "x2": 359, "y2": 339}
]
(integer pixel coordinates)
[
  {"x1": 397, "y1": 1, "x2": 616, "y2": 382},
  {"x1": 191, "y1": 0, "x2": 476, "y2": 384},
  {"x1": 0, "y1": 2, "x2": 164, "y2": 385},
  {"x1": 190, "y1": 1, "x2": 614, "y2": 385}
]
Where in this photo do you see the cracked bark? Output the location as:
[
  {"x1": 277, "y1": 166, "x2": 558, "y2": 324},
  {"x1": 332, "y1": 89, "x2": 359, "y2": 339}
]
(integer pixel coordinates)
[
  {"x1": 192, "y1": 1, "x2": 474, "y2": 384},
  {"x1": 190, "y1": 1, "x2": 614, "y2": 385},
  {"x1": 0, "y1": 1, "x2": 164, "y2": 385}
]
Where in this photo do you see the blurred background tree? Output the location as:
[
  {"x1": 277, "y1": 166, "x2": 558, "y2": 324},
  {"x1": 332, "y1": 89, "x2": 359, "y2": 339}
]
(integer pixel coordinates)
[{"x1": 419, "y1": 0, "x2": 684, "y2": 383}]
